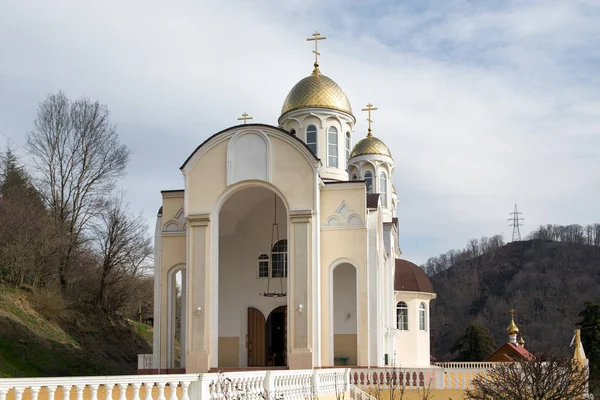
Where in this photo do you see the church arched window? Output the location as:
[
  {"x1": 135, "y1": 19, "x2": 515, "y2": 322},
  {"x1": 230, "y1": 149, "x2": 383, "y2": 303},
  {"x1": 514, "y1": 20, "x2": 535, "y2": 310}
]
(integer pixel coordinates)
[
  {"x1": 345, "y1": 131, "x2": 351, "y2": 162},
  {"x1": 290, "y1": 129, "x2": 296, "y2": 136},
  {"x1": 257, "y1": 254, "x2": 269, "y2": 278},
  {"x1": 352, "y1": 173, "x2": 358, "y2": 181},
  {"x1": 306, "y1": 125, "x2": 317, "y2": 155},
  {"x1": 380, "y1": 172, "x2": 388, "y2": 207},
  {"x1": 271, "y1": 239, "x2": 288, "y2": 278},
  {"x1": 364, "y1": 171, "x2": 373, "y2": 194},
  {"x1": 419, "y1": 302, "x2": 427, "y2": 331},
  {"x1": 396, "y1": 301, "x2": 408, "y2": 330},
  {"x1": 327, "y1": 126, "x2": 338, "y2": 167}
]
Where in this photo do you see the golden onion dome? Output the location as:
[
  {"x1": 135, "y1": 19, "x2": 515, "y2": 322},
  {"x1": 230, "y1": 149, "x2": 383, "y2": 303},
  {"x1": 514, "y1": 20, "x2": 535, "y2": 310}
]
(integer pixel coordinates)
[
  {"x1": 507, "y1": 317, "x2": 519, "y2": 335},
  {"x1": 349, "y1": 133, "x2": 392, "y2": 158},
  {"x1": 280, "y1": 64, "x2": 353, "y2": 118}
]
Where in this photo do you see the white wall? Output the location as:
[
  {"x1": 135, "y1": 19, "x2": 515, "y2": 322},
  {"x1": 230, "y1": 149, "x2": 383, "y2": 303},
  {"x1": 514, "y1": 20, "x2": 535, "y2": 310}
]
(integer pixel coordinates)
[
  {"x1": 332, "y1": 263, "x2": 357, "y2": 334},
  {"x1": 394, "y1": 293, "x2": 434, "y2": 367}
]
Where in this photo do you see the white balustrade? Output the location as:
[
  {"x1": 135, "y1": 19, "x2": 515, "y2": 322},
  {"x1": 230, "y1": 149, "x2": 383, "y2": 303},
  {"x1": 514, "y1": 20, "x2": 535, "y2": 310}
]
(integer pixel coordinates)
[
  {"x1": 349, "y1": 384, "x2": 376, "y2": 400},
  {"x1": 350, "y1": 367, "x2": 438, "y2": 391},
  {"x1": 0, "y1": 369, "x2": 351, "y2": 400},
  {"x1": 0, "y1": 374, "x2": 197, "y2": 400}
]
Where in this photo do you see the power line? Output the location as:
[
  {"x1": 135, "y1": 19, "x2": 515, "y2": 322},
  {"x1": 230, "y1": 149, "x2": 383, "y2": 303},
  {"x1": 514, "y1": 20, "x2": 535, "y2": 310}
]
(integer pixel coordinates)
[
  {"x1": 0, "y1": 126, "x2": 37, "y2": 169},
  {"x1": 508, "y1": 204, "x2": 524, "y2": 241},
  {"x1": 0, "y1": 127, "x2": 23, "y2": 150}
]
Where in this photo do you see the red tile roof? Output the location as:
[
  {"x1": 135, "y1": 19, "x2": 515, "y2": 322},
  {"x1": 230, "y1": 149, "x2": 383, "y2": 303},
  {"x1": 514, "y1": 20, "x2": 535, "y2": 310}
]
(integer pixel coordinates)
[
  {"x1": 394, "y1": 259, "x2": 435, "y2": 293},
  {"x1": 366, "y1": 193, "x2": 380, "y2": 208},
  {"x1": 486, "y1": 343, "x2": 534, "y2": 362}
]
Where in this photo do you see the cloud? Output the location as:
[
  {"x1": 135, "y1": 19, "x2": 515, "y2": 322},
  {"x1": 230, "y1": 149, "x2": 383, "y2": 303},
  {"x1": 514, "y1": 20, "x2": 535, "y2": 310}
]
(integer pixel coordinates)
[{"x1": 1, "y1": 0, "x2": 599, "y2": 264}]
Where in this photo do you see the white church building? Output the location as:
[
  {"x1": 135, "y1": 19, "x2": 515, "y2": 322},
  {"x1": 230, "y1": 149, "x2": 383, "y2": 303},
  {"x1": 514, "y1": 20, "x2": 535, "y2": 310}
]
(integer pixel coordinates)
[{"x1": 148, "y1": 33, "x2": 436, "y2": 373}]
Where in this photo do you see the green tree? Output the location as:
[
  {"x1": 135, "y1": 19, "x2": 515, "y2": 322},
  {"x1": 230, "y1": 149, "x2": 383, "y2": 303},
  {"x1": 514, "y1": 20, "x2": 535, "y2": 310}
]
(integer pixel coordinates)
[
  {"x1": 0, "y1": 148, "x2": 57, "y2": 286},
  {"x1": 578, "y1": 301, "x2": 600, "y2": 376},
  {"x1": 451, "y1": 324, "x2": 496, "y2": 361}
]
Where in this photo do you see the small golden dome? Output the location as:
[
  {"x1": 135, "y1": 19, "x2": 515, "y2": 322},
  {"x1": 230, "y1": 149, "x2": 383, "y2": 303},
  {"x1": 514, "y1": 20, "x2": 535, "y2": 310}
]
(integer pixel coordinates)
[
  {"x1": 518, "y1": 335, "x2": 525, "y2": 346},
  {"x1": 507, "y1": 318, "x2": 519, "y2": 335},
  {"x1": 349, "y1": 134, "x2": 392, "y2": 158},
  {"x1": 280, "y1": 64, "x2": 353, "y2": 118}
]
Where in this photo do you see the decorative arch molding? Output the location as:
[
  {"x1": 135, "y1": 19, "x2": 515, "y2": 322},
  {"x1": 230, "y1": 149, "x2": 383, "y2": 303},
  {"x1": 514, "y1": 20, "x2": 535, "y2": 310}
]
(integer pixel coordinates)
[
  {"x1": 323, "y1": 114, "x2": 345, "y2": 130},
  {"x1": 279, "y1": 108, "x2": 356, "y2": 130},
  {"x1": 323, "y1": 201, "x2": 364, "y2": 230},
  {"x1": 180, "y1": 124, "x2": 320, "y2": 176},
  {"x1": 327, "y1": 258, "x2": 360, "y2": 366},
  {"x1": 347, "y1": 213, "x2": 362, "y2": 226},
  {"x1": 213, "y1": 180, "x2": 291, "y2": 217},
  {"x1": 226, "y1": 129, "x2": 272, "y2": 186},
  {"x1": 163, "y1": 220, "x2": 182, "y2": 232}
]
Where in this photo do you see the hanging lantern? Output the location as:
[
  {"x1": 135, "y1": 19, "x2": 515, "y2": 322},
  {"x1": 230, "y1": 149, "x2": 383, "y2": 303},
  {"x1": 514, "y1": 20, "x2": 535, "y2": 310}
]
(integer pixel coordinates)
[{"x1": 260, "y1": 194, "x2": 287, "y2": 298}]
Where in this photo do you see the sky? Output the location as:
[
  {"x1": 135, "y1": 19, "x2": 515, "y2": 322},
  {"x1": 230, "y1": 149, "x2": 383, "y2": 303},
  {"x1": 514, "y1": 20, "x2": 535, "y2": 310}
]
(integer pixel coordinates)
[{"x1": 0, "y1": 0, "x2": 599, "y2": 264}]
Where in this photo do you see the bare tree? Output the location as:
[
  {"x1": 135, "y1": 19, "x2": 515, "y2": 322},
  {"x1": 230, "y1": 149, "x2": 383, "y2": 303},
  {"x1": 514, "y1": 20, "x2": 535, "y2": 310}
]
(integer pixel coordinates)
[
  {"x1": 465, "y1": 354, "x2": 589, "y2": 400},
  {"x1": 26, "y1": 91, "x2": 130, "y2": 290},
  {"x1": 92, "y1": 194, "x2": 152, "y2": 310}
]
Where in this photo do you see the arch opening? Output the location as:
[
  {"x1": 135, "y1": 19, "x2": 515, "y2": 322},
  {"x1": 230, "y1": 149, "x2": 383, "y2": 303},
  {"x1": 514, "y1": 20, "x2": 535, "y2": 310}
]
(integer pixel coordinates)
[
  {"x1": 332, "y1": 262, "x2": 358, "y2": 366},
  {"x1": 167, "y1": 266, "x2": 186, "y2": 368},
  {"x1": 218, "y1": 186, "x2": 288, "y2": 367}
]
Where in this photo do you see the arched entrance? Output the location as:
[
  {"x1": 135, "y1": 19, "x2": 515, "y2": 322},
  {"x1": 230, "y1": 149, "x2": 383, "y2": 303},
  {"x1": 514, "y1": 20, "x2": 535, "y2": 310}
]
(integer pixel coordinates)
[
  {"x1": 332, "y1": 263, "x2": 358, "y2": 366},
  {"x1": 217, "y1": 186, "x2": 288, "y2": 367},
  {"x1": 266, "y1": 306, "x2": 287, "y2": 366}
]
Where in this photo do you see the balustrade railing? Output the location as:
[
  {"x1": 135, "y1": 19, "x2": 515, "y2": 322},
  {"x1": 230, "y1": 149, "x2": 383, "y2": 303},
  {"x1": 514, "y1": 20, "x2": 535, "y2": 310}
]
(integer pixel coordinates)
[
  {"x1": 0, "y1": 374, "x2": 196, "y2": 400},
  {"x1": 350, "y1": 367, "x2": 439, "y2": 390},
  {"x1": 434, "y1": 362, "x2": 496, "y2": 369},
  {"x1": 0, "y1": 369, "x2": 349, "y2": 400},
  {"x1": 349, "y1": 384, "x2": 376, "y2": 400}
]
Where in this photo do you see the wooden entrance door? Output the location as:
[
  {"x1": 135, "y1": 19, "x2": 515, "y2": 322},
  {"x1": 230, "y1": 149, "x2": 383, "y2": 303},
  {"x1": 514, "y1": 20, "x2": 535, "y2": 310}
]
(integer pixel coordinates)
[{"x1": 247, "y1": 307, "x2": 266, "y2": 366}]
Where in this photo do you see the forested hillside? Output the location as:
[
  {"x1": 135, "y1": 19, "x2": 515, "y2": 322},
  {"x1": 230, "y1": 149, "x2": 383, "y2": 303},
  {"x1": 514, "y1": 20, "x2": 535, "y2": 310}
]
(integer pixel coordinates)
[
  {"x1": 429, "y1": 238, "x2": 600, "y2": 361},
  {"x1": 0, "y1": 92, "x2": 154, "y2": 376}
]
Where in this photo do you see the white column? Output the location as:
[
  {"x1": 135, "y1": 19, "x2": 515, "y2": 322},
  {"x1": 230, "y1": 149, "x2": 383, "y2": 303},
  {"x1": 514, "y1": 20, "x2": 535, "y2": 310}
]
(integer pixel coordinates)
[
  {"x1": 186, "y1": 213, "x2": 211, "y2": 372},
  {"x1": 288, "y1": 210, "x2": 313, "y2": 369}
]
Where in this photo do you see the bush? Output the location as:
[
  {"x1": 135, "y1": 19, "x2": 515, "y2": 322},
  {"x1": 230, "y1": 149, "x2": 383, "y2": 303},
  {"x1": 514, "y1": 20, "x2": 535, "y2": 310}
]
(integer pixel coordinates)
[{"x1": 30, "y1": 287, "x2": 67, "y2": 321}]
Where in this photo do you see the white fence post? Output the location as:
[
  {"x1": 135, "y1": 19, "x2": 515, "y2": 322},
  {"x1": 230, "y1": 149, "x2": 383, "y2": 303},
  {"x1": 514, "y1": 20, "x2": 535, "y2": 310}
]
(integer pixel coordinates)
[
  {"x1": 434, "y1": 368, "x2": 445, "y2": 389},
  {"x1": 196, "y1": 374, "x2": 212, "y2": 400}
]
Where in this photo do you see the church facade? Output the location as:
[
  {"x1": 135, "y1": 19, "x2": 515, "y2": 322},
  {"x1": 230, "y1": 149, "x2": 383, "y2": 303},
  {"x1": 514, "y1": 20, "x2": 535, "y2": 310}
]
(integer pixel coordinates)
[{"x1": 151, "y1": 34, "x2": 436, "y2": 373}]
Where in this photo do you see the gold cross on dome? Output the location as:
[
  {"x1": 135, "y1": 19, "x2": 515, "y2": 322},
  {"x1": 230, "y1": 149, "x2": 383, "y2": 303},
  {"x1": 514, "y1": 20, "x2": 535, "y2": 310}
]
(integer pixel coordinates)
[
  {"x1": 237, "y1": 112, "x2": 253, "y2": 124},
  {"x1": 362, "y1": 103, "x2": 378, "y2": 136},
  {"x1": 306, "y1": 31, "x2": 326, "y2": 66},
  {"x1": 509, "y1": 308, "x2": 516, "y2": 318}
]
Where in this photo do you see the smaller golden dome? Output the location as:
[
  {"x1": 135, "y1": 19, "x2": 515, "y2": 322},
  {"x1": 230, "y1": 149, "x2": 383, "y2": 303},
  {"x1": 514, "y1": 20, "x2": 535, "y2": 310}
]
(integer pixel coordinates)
[
  {"x1": 518, "y1": 335, "x2": 525, "y2": 346},
  {"x1": 349, "y1": 133, "x2": 392, "y2": 158},
  {"x1": 280, "y1": 64, "x2": 353, "y2": 118},
  {"x1": 507, "y1": 317, "x2": 519, "y2": 335}
]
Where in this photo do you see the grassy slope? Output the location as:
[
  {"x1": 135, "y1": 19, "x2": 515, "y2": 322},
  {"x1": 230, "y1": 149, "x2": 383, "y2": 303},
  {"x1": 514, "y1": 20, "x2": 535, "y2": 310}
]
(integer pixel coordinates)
[{"x1": 0, "y1": 285, "x2": 152, "y2": 377}]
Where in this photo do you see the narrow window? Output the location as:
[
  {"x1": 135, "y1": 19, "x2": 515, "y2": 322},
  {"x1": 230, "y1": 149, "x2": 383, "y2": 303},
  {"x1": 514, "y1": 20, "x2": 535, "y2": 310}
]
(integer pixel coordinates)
[
  {"x1": 345, "y1": 131, "x2": 351, "y2": 162},
  {"x1": 364, "y1": 171, "x2": 373, "y2": 194},
  {"x1": 419, "y1": 302, "x2": 427, "y2": 331},
  {"x1": 380, "y1": 172, "x2": 388, "y2": 207},
  {"x1": 271, "y1": 239, "x2": 288, "y2": 278},
  {"x1": 290, "y1": 129, "x2": 296, "y2": 136},
  {"x1": 396, "y1": 301, "x2": 408, "y2": 330},
  {"x1": 327, "y1": 126, "x2": 338, "y2": 167},
  {"x1": 352, "y1": 173, "x2": 358, "y2": 181},
  {"x1": 306, "y1": 125, "x2": 317, "y2": 155},
  {"x1": 257, "y1": 254, "x2": 269, "y2": 278}
]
